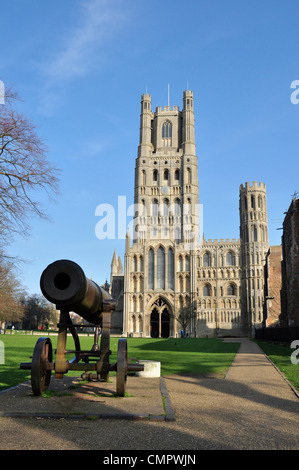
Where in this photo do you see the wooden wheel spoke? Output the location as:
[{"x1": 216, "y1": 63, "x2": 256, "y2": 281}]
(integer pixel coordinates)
[
  {"x1": 31, "y1": 337, "x2": 52, "y2": 396},
  {"x1": 116, "y1": 338, "x2": 128, "y2": 397}
]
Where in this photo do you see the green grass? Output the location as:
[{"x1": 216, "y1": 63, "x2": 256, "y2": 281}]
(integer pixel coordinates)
[
  {"x1": 254, "y1": 340, "x2": 299, "y2": 392},
  {"x1": 123, "y1": 337, "x2": 240, "y2": 377},
  {"x1": 0, "y1": 335, "x2": 240, "y2": 392},
  {"x1": 0, "y1": 335, "x2": 36, "y2": 391},
  {"x1": 1, "y1": 335, "x2": 298, "y2": 395}
]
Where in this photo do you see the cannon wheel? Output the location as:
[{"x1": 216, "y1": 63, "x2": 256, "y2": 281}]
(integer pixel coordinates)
[
  {"x1": 31, "y1": 337, "x2": 52, "y2": 396},
  {"x1": 116, "y1": 338, "x2": 127, "y2": 397}
]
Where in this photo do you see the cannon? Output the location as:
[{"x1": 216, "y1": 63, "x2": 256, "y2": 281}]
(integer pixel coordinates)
[{"x1": 20, "y1": 259, "x2": 143, "y2": 396}]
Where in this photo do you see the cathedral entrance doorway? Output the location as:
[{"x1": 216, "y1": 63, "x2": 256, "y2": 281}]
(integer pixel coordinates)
[
  {"x1": 150, "y1": 308, "x2": 159, "y2": 337},
  {"x1": 161, "y1": 309, "x2": 170, "y2": 338},
  {"x1": 149, "y1": 297, "x2": 172, "y2": 338}
]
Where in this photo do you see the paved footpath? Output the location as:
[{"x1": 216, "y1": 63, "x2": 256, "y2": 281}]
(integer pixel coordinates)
[{"x1": 0, "y1": 338, "x2": 298, "y2": 450}]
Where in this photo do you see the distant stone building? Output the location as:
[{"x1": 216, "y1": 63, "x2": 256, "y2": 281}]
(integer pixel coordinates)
[
  {"x1": 264, "y1": 245, "x2": 282, "y2": 326},
  {"x1": 281, "y1": 198, "x2": 299, "y2": 326},
  {"x1": 110, "y1": 90, "x2": 274, "y2": 338}
]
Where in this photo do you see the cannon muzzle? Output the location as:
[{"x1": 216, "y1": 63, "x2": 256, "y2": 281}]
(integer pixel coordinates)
[{"x1": 40, "y1": 259, "x2": 115, "y2": 324}]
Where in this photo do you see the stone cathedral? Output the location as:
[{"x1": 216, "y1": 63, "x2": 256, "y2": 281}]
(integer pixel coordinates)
[{"x1": 109, "y1": 90, "x2": 270, "y2": 338}]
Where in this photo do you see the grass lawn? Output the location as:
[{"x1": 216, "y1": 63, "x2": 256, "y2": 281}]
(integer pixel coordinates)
[
  {"x1": 2, "y1": 335, "x2": 297, "y2": 394},
  {"x1": 254, "y1": 340, "x2": 299, "y2": 392},
  {"x1": 0, "y1": 334, "x2": 240, "y2": 392}
]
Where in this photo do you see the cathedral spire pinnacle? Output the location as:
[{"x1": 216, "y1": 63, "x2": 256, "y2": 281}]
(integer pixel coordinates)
[
  {"x1": 118, "y1": 255, "x2": 123, "y2": 274},
  {"x1": 126, "y1": 228, "x2": 131, "y2": 252},
  {"x1": 111, "y1": 249, "x2": 118, "y2": 270}
]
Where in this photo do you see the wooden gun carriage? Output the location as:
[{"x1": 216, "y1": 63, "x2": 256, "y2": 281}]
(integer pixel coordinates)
[{"x1": 20, "y1": 259, "x2": 143, "y2": 396}]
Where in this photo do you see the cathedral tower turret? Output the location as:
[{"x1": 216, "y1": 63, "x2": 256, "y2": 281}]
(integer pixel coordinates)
[
  {"x1": 138, "y1": 93, "x2": 152, "y2": 158},
  {"x1": 239, "y1": 181, "x2": 269, "y2": 333},
  {"x1": 182, "y1": 90, "x2": 196, "y2": 156}
]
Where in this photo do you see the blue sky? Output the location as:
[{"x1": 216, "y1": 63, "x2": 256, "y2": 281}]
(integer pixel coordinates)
[{"x1": 1, "y1": 0, "x2": 298, "y2": 295}]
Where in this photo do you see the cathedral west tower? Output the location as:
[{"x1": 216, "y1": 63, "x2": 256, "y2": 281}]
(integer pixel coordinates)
[
  {"x1": 123, "y1": 90, "x2": 200, "y2": 337},
  {"x1": 134, "y1": 91, "x2": 199, "y2": 246}
]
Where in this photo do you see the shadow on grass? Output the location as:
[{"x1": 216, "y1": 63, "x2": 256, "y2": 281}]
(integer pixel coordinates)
[
  {"x1": 127, "y1": 337, "x2": 241, "y2": 353},
  {"x1": 125, "y1": 338, "x2": 241, "y2": 377}
]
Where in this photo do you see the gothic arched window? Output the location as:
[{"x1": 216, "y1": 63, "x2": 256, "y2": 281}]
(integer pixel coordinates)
[
  {"x1": 152, "y1": 199, "x2": 158, "y2": 217},
  {"x1": 174, "y1": 198, "x2": 181, "y2": 216},
  {"x1": 167, "y1": 248, "x2": 174, "y2": 290},
  {"x1": 185, "y1": 198, "x2": 191, "y2": 214},
  {"x1": 163, "y1": 199, "x2": 169, "y2": 216},
  {"x1": 185, "y1": 255, "x2": 190, "y2": 272},
  {"x1": 203, "y1": 284, "x2": 211, "y2": 296},
  {"x1": 179, "y1": 255, "x2": 183, "y2": 271},
  {"x1": 162, "y1": 121, "x2": 172, "y2": 138},
  {"x1": 227, "y1": 283, "x2": 236, "y2": 296},
  {"x1": 148, "y1": 248, "x2": 154, "y2": 289},
  {"x1": 174, "y1": 169, "x2": 180, "y2": 181},
  {"x1": 203, "y1": 252, "x2": 211, "y2": 267},
  {"x1": 156, "y1": 246, "x2": 165, "y2": 289},
  {"x1": 226, "y1": 251, "x2": 235, "y2": 266},
  {"x1": 153, "y1": 169, "x2": 158, "y2": 182},
  {"x1": 133, "y1": 276, "x2": 137, "y2": 292}
]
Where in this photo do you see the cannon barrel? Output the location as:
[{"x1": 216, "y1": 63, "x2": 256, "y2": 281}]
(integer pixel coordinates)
[{"x1": 40, "y1": 259, "x2": 115, "y2": 324}]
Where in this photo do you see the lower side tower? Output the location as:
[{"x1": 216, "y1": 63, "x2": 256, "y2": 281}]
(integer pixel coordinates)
[{"x1": 239, "y1": 182, "x2": 269, "y2": 334}]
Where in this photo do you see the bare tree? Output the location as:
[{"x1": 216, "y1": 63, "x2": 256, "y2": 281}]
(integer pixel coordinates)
[
  {"x1": 0, "y1": 84, "x2": 60, "y2": 248},
  {"x1": 172, "y1": 302, "x2": 197, "y2": 337},
  {"x1": 0, "y1": 255, "x2": 25, "y2": 328}
]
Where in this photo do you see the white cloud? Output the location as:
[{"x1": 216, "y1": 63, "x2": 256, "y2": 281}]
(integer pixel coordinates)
[{"x1": 38, "y1": 0, "x2": 126, "y2": 113}]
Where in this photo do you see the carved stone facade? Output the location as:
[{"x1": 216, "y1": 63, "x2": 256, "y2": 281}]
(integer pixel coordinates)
[
  {"x1": 264, "y1": 245, "x2": 283, "y2": 326},
  {"x1": 281, "y1": 198, "x2": 299, "y2": 326},
  {"x1": 110, "y1": 90, "x2": 271, "y2": 337}
]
